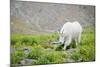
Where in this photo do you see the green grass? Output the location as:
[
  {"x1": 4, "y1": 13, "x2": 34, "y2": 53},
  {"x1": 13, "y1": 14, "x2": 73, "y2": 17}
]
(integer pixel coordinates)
[
  {"x1": 11, "y1": 49, "x2": 24, "y2": 64},
  {"x1": 11, "y1": 33, "x2": 58, "y2": 46},
  {"x1": 11, "y1": 27, "x2": 95, "y2": 66},
  {"x1": 28, "y1": 47, "x2": 67, "y2": 65},
  {"x1": 71, "y1": 44, "x2": 95, "y2": 62}
]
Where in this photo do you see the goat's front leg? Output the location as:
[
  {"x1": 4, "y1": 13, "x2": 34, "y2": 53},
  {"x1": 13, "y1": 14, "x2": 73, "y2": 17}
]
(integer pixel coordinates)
[{"x1": 63, "y1": 37, "x2": 72, "y2": 50}]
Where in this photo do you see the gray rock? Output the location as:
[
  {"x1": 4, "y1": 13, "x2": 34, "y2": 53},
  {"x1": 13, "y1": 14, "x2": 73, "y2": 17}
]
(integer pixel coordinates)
[
  {"x1": 23, "y1": 47, "x2": 30, "y2": 55},
  {"x1": 19, "y1": 59, "x2": 36, "y2": 65},
  {"x1": 11, "y1": 1, "x2": 95, "y2": 34}
]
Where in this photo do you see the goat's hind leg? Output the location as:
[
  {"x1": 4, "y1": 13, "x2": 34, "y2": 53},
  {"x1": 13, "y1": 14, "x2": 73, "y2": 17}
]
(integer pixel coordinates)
[
  {"x1": 75, "y1": 34, "x2": 81, "y2": 47},
  {"x1": 77, "y1": 33, "x2": 81, "y2": 45}
]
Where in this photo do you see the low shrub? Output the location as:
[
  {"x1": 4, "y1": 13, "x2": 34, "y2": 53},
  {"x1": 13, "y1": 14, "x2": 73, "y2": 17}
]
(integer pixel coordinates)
[
  {"x1": 11, "y1": 50, "x2": 24, "y2": 64},
  {"x1": 27, "y1": 46, "x2": 44, "y2": 59},
  {"x1": 71, "y1": 44, "x2": 95, "y2": 62},
  {"x1": 71, "y1": 50, "x2": 81, "y2": 62},
  {"x1": 27, "y1": 46, "x2": 67, "y2": 65},
  {"x1": 80, "y1": 44, "x2": 95, "y2": 61}
]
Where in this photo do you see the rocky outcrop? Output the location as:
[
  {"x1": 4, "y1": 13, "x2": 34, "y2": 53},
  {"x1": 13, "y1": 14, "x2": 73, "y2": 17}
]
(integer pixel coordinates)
[{"x1": 10, "y1": 0, "x2": 95, "y2": 34}]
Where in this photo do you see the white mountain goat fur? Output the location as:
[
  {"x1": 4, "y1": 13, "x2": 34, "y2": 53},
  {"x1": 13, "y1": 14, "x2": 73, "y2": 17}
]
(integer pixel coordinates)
[{"x1": 58, "y1": 21, "x2": 82, "y2": 50}]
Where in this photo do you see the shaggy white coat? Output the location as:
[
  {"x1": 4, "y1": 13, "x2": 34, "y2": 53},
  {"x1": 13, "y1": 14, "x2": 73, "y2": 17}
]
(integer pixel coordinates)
[{"x1": 59, "y1": 21, "x2": 82, "y2": 50}]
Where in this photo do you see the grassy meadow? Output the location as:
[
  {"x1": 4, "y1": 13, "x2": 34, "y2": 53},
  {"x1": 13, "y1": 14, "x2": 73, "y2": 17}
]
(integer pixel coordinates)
[{"x1": 10, "y1": 27, "x2": 95, "y2": 66}]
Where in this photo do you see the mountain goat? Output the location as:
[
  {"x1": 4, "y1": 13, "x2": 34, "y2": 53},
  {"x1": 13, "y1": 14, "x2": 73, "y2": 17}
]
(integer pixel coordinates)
[{"x1": 58, "y1": 21, "x2": 82, "y2": 50}]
